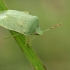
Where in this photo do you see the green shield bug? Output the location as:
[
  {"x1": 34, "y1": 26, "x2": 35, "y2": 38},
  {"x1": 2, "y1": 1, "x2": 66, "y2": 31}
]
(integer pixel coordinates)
[{"x1": 0, "y1": 10, "x2": 62, "y2": 36}]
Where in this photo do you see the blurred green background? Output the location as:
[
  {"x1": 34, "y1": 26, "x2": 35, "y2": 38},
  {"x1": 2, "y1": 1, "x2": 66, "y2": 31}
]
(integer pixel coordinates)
[{"x1": 0, "y1": 0, "x2": 70, "y2": 70}]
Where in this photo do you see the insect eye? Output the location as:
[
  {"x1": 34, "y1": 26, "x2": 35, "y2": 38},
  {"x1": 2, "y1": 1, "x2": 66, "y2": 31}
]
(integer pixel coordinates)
[{"x1": 35, "y1": 33, "x2": 39, "y2": 35}]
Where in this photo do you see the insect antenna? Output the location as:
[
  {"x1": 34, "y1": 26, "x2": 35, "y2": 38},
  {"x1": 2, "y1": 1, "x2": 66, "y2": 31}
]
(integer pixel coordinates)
[{"x1": 44, "y1": 23, "x2": 62, "y2": 32}]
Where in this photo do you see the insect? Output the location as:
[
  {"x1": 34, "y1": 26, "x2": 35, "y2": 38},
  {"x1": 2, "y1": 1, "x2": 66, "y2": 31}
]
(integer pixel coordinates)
[{"x1": 0, "y1": 10, "x2": 62, "y2": 36}]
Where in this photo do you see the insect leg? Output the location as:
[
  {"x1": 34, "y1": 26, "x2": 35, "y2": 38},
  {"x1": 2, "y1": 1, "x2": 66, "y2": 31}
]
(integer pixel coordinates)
[
  {"x1": 4, "y1": 33, "x2": 19, "y2": 39},
  {"x1": 25, "y1": 36, "x2": 35, "y2": 46}
]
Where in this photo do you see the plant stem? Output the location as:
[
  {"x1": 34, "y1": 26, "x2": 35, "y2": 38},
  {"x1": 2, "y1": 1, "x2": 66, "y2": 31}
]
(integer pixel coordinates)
[
  {"x1": 10, "y1": 31, "x2": 47, "y2": 70},
  {"x1": 0, "y1": 0, "x2": 47, "y2": 70}
]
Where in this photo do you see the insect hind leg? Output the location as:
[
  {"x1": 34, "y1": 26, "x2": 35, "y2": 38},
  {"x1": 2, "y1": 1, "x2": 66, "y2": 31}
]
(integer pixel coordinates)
[{"x1": 4, "y1": 33, "x2": 19, "y2": 39}]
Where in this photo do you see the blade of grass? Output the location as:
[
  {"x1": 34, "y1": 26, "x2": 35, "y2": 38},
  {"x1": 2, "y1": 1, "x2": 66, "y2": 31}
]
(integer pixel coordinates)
[{"x1": 0, "y1": 0, "x2": 47, "y2": 70}]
